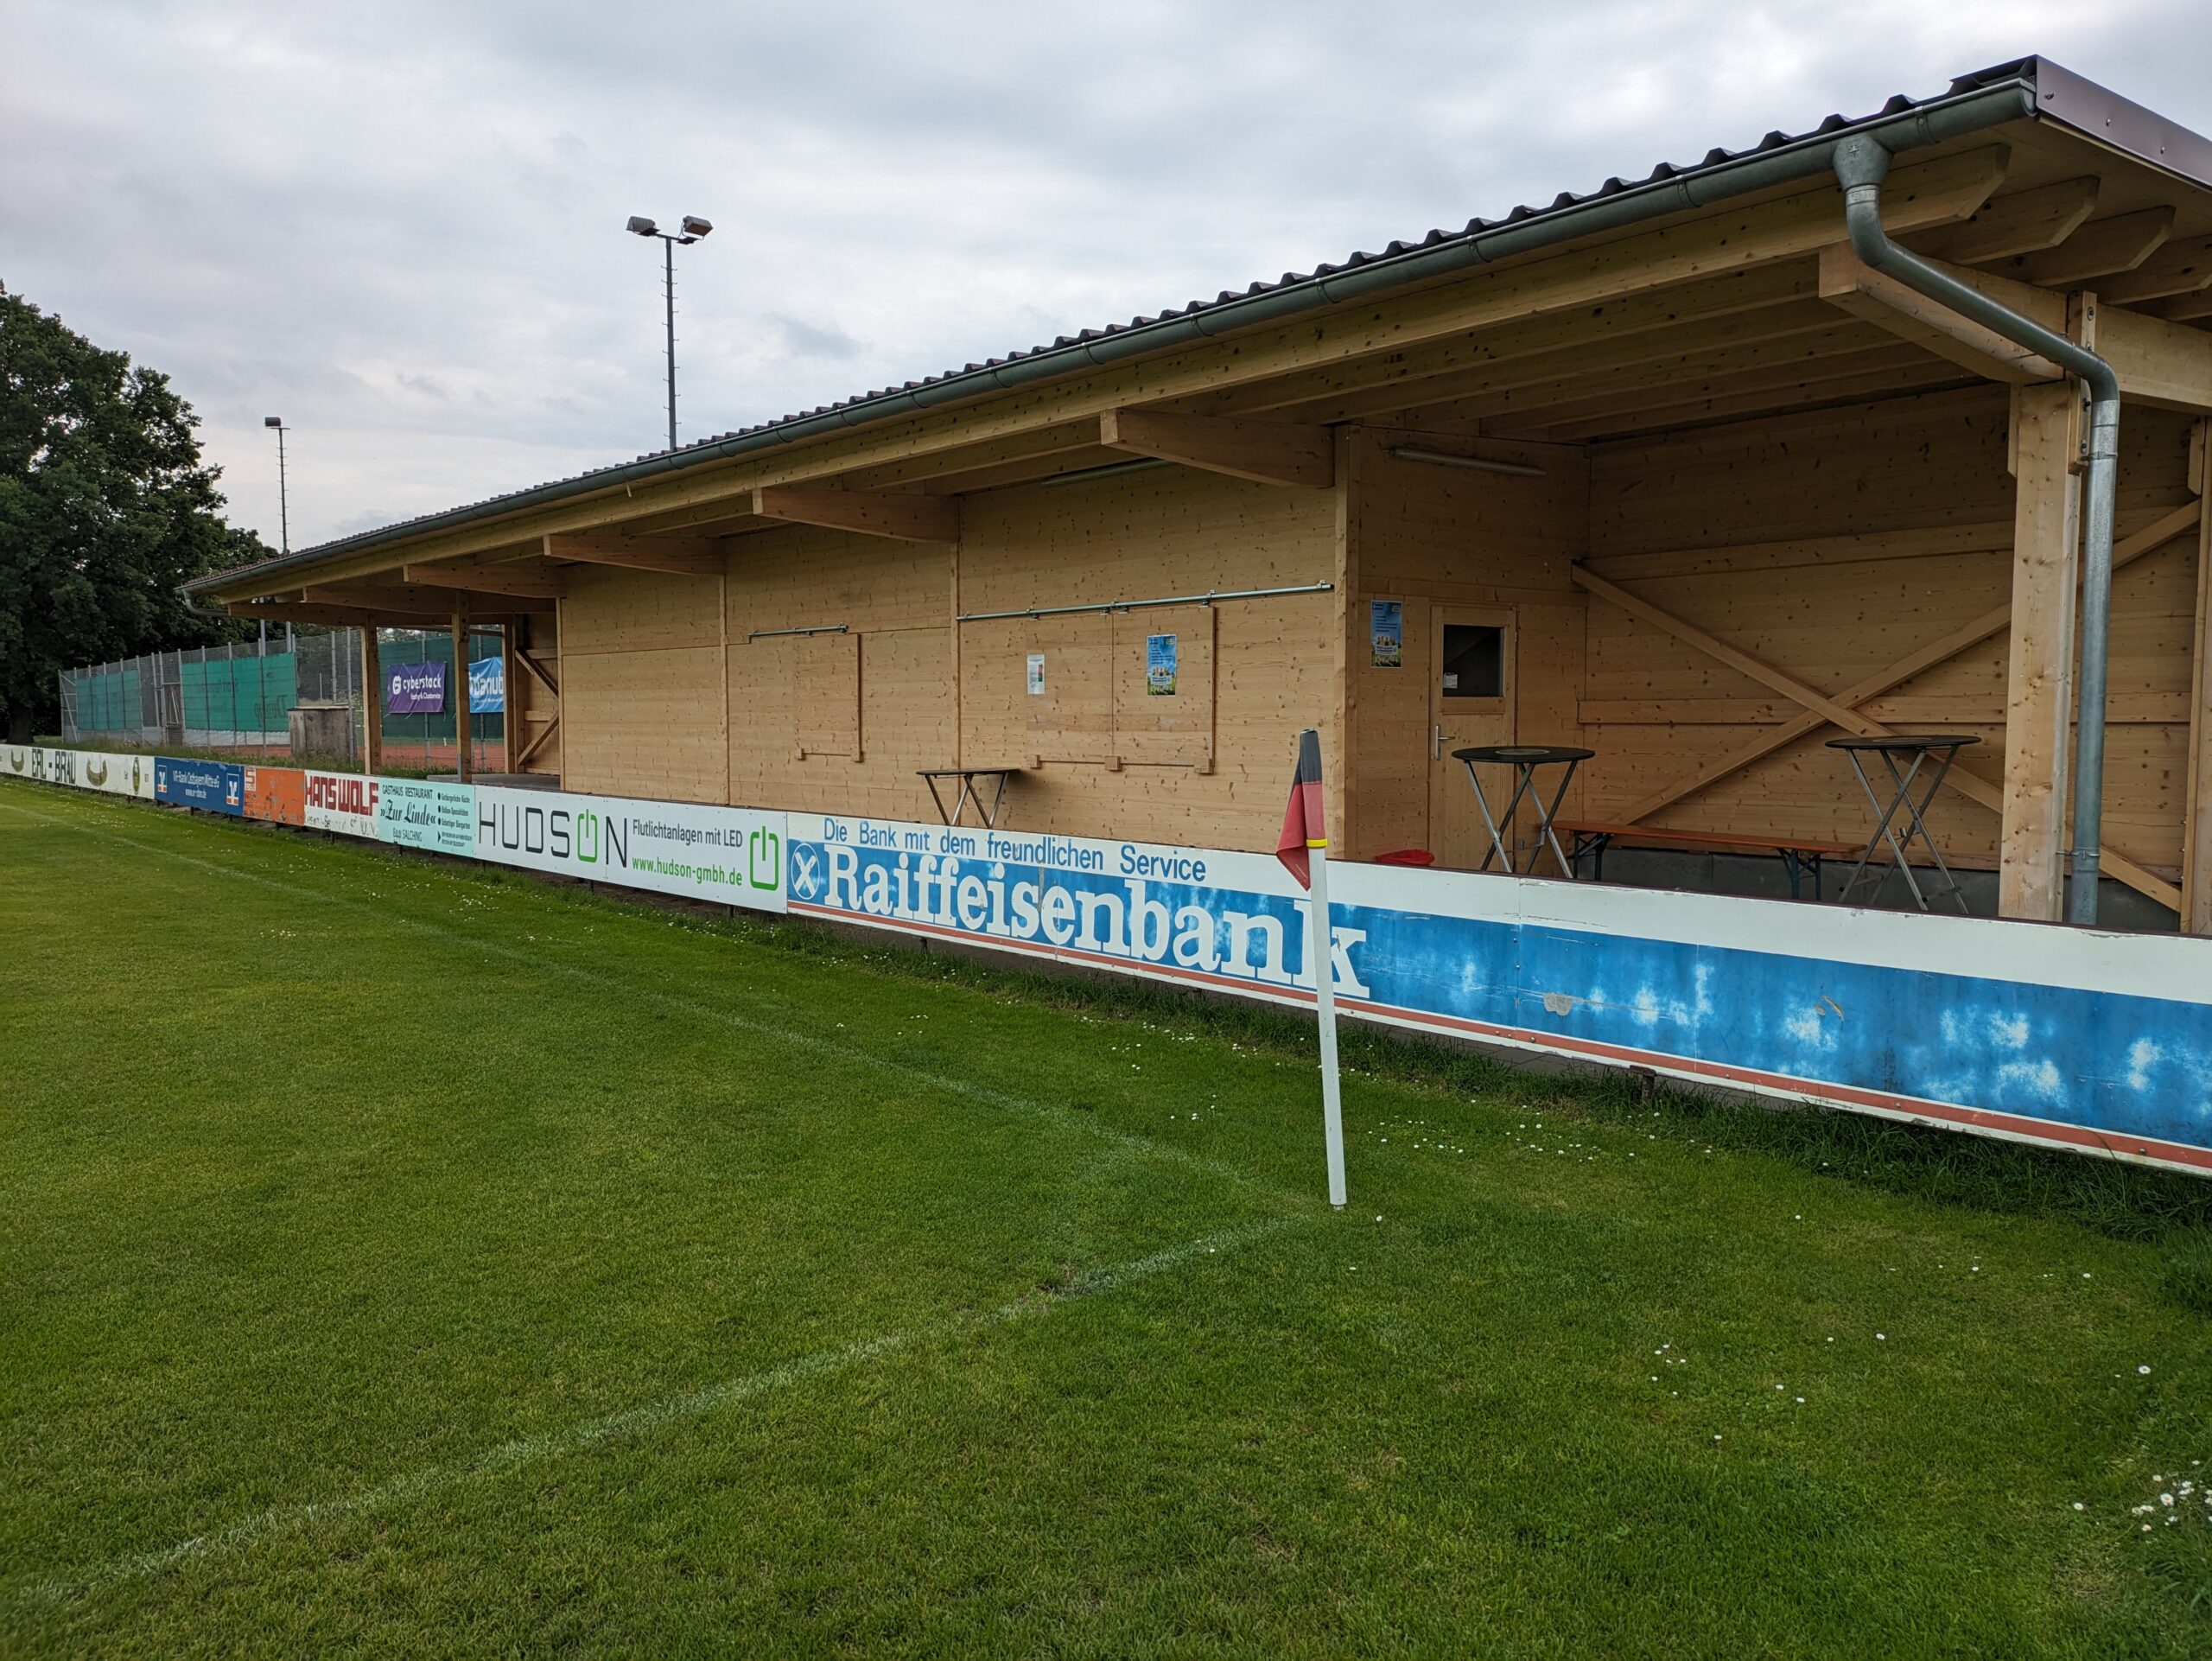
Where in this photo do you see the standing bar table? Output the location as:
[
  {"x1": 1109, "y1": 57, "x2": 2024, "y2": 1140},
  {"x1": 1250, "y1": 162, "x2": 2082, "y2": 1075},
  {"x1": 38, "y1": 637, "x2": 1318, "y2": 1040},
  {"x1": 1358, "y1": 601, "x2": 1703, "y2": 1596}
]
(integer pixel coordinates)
[
  {"x1": 918, "y1": 767, "x2": 1020, "y2": 828},
  {"x1": 1452, "y1": 745, "x2": 1593, "y2": 876},
  {"x1": 1827, "y1": 734, "x2": 1978, "y2": 913}
]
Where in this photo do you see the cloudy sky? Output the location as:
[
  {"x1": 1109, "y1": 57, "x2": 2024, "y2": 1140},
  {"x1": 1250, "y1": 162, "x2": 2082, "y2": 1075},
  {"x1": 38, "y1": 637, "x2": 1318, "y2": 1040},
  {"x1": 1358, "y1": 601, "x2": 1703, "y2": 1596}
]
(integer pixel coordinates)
[{"x1": 6, "y1": 2, "x2": 2207, "y2": 552}]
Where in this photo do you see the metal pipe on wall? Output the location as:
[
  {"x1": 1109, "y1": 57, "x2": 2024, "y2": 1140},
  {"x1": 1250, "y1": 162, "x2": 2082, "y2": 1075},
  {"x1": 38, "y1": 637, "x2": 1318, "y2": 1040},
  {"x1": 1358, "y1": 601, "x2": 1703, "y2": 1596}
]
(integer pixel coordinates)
[{"x1": 1831, "y1": 133, "x2": 2121, "y2": 927}]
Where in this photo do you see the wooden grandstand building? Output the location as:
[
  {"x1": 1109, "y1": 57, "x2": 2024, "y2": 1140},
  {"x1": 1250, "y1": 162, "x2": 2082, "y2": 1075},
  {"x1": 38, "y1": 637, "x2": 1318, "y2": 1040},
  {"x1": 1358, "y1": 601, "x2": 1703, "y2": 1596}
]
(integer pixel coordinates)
[{"x1": 188, "y1": 57, "x2": 2212, "y2": 931}]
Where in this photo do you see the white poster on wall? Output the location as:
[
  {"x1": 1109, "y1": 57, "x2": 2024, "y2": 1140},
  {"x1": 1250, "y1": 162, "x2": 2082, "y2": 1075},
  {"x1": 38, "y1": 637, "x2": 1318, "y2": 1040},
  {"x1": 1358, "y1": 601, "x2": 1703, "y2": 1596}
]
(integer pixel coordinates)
[{"x1": 474, "y1": 786, "x2": 786, "y2": 913}]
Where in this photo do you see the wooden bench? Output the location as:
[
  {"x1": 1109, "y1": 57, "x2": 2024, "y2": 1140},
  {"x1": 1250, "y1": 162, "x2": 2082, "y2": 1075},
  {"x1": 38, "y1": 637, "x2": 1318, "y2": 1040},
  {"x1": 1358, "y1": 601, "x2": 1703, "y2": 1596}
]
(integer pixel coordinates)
[{"x1": 1554, "y1": 820, "x2": 1864, "y2": 901}]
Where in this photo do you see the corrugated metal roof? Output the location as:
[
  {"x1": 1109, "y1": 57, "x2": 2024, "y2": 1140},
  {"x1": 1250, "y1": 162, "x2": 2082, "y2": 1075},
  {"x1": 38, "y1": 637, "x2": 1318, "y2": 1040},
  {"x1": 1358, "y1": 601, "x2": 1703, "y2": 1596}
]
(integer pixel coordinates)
[{"x1": 194, "y1": 56, "x2": 2206, "y2": 591}]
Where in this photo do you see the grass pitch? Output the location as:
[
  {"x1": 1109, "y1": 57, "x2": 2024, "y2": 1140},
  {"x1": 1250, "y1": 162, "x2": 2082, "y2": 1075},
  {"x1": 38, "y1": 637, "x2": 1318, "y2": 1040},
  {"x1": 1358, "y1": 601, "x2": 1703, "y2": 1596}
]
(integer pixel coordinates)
[{"x1": 3, "y1": 778, "x2": 2210, "y2": 1657}]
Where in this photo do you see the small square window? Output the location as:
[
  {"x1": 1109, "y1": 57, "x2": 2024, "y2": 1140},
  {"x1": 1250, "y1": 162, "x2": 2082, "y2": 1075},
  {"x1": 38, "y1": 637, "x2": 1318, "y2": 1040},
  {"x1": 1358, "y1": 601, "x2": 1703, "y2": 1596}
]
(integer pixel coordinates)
[{"x1": 1440, "y1": 624, "x2": 1503, "y2": 698}]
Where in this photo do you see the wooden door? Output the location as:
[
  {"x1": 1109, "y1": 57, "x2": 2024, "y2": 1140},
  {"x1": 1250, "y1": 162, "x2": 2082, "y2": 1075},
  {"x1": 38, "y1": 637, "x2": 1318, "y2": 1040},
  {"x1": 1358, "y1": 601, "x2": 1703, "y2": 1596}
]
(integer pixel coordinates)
[{"x1": 1427, "y1": 605, "x2": 1517, "y2": 869}]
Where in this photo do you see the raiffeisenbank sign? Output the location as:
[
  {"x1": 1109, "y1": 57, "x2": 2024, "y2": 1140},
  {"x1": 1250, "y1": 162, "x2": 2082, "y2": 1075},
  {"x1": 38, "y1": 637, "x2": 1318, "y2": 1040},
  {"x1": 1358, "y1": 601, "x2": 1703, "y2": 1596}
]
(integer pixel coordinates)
[
  {"x1": 783, "y1": 812, "x2": 1366, "y2": 997},
  {"x1": 474, "y1": 784, "x2": 785, "y2": 913}
]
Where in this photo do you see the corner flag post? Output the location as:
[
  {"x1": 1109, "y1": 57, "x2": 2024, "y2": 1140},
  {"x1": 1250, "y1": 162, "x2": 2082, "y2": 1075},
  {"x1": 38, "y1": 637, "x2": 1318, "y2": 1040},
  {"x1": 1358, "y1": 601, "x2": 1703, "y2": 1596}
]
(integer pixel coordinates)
[
  {"x1": 1278, "y1": 727, "x2": 1347, "y2": 1208},
  {"x1": 1308, "y1": 818, "x2": 1348, "y2": 1209}
]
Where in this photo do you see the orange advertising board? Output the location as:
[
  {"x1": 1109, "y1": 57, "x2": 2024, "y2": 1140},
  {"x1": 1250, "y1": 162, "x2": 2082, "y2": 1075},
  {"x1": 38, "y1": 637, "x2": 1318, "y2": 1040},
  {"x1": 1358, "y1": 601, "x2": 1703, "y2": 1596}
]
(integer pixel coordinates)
[{"x1": 242, "y1": 765, "x2": 306, "y2": 825}]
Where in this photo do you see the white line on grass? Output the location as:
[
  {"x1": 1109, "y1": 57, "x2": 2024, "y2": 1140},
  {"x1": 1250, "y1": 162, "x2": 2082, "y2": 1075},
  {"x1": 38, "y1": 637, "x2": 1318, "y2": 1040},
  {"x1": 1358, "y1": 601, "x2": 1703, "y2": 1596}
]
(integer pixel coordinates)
[
  {"x1": 18, "y1": 1216, "x2": 1300, "y2": 1607},
  {"x1": 0, "y1": 790, "x2": 1306, "y2": 1209}
]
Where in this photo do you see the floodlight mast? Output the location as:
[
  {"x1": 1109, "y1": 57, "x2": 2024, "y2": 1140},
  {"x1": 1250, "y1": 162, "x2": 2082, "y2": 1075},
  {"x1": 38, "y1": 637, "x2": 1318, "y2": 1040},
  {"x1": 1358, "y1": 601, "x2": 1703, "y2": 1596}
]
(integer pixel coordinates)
[
  {"x1": 263, "y1": 416, "x2": 289, "y2": 556},
  {"x1": 627, "y1": 213, "x2": 714, "y2": 451}
]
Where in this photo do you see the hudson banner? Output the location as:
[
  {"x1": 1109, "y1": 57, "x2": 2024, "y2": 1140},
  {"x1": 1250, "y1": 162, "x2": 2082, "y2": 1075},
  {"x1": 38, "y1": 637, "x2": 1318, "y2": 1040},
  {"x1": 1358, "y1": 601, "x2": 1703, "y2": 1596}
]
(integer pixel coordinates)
[{"x1": 474, "y1": 785, "x2": 786, "y2": 913}]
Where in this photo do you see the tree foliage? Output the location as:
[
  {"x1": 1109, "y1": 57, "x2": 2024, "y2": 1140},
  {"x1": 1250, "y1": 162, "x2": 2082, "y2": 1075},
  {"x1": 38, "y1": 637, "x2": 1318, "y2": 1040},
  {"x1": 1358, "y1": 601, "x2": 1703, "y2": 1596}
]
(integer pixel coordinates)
[{"x1": 0, "y1": 291, "x2": 270, "y2": 739}]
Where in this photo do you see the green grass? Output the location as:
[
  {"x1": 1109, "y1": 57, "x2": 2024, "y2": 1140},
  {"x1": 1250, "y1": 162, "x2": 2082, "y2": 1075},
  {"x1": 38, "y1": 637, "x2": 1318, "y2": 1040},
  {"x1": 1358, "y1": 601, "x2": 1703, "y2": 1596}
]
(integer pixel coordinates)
[{"x1": 3, "y1": 777, "x2": 2210, "y2": 1658}]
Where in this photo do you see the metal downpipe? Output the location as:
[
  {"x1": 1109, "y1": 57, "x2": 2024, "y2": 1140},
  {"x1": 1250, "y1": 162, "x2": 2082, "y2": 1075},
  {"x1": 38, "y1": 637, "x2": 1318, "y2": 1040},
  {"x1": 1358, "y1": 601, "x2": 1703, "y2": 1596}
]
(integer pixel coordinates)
[{"x1": 1831, "y1": 134, "x2": 2121, "y2": 926}]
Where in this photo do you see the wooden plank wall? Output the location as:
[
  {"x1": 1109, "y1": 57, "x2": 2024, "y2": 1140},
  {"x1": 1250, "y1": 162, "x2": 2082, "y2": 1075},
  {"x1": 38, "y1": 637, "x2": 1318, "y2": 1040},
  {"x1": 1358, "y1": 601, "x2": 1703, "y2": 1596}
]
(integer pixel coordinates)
[
  {"x1": 1579, "y1": 386, "x2": 2202, "y2": 878},
  {"x1": 727, "y1": 524, "x2": 950, "y2": 819},
  {"x1": 1344, "y1": 429, "x2": 1589, "y2": 859},
  {"x1": 558, "y1": 564, "x2": 724, "y2": 800},
  {"x1": 956, "y1": 468, "x2": 1337, "y2": 847},
  {"x1": 554, "y1": 468, "x2": 1333, "y2": 844}
]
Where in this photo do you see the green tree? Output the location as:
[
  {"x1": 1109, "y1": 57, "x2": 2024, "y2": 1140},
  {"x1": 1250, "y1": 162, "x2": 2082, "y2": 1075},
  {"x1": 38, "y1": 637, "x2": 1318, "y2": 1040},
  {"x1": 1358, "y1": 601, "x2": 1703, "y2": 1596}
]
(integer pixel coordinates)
[{"x1": 0, "y1": 290, "x2": 270, "y2": 741}]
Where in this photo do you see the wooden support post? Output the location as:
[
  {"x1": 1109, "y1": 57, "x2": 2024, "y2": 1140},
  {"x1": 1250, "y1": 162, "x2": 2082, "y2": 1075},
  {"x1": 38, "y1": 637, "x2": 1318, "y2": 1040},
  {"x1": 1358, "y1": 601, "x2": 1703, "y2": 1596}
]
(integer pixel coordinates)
[
  {"x1": 359, "y1": 624, "x2": 382, "y2": 773},
  {"x1": 1330, "y1": 428, "x2": 1357, "y2": 852},
  {"x1": 2184, "y1": 419, "x2": 2212, "y2": 932},
  {"x1": 720, "y1": 569, "x2": 732, "y2": 805},
  {"x1": 1999, "y1": 381, "x2": 2083, "y2": 920},
  {"x1": 453, "y1": 595, "x2": 472, "y2": 782},
  {"x1": 948, "y1": 540, "x2": 963, "y2": 771},
  {"x1": 501, "y1": 621, "x2": 519, "y2": 773}
]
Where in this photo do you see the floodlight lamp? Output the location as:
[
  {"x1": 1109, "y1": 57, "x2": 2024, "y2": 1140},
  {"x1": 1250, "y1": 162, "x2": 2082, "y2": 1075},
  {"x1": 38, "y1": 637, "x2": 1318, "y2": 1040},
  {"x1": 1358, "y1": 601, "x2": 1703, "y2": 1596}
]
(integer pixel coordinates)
[
  {"x1": 264, "y1": 416, "x2": 283, "y2": 428},
  {"x1": 626, "y1": 215, "x2": 658, "y2": 236},
  {"x1": 680, "y1": 215, "x2": 713, "y2": 239}
]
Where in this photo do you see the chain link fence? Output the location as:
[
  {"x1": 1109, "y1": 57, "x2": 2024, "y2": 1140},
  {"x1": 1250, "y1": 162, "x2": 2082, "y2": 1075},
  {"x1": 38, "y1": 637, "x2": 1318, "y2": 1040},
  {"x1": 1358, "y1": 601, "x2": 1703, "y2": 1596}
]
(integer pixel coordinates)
[{"x1": 58, "y1": 627, "x2": 506, "y2": 770}]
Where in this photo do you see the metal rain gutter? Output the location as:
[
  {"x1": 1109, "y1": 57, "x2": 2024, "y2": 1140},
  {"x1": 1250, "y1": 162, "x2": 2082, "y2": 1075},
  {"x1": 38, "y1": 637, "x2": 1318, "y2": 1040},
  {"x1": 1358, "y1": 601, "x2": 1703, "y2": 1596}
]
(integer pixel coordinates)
[
  {"x1": 191, "y1": 73, "x2": 2039, "y2": 595},
  {"x1": 1832, "y1": 132, "x2": 2121, "y2": 926}
]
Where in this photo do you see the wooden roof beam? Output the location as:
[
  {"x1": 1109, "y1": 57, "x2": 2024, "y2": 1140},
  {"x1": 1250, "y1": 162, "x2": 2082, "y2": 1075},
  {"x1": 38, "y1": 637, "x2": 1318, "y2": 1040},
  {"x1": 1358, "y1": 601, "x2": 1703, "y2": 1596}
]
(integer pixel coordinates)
[
  {"x1": 2100, "y1": 235, "x2": 2212, "y2": 306},
  {"x1": 1819, "y1": 243, "x2": 2064, "y2": 385},
  {"x1": 2019, "y1": 207, "x2": 2175, "y2": 288},
  {"x1": 1508, "y1": 355, "x2": 1967, "y2": 444},
  {"x1": 229, "y1": 601, "x2": 450, "y2": 629},
  {"x1": 1097, "y1": 409, "x2": 1334, "y2": 488},
  {"x1": 543, "y1": 533, "x2": 728, "y2": 576},
  {"x1": 304, "y1": 582, "x2": 554, "y2": 616},
  {"x1": 751, "y1": 487, "x2": 960, "y2": 542},
  {"x1": 1923, "y1": 254, "x2": 2212, "y2": 413},
  {"x1": 400, "y1": 562, "x2": 567, "y2": 598},
  {"x1": 2148, "y1": 290, "x2": 2212, "y2": 325},
  {"x1": 1913, "y1": 176, "x2": 2101, "y2": 265}
]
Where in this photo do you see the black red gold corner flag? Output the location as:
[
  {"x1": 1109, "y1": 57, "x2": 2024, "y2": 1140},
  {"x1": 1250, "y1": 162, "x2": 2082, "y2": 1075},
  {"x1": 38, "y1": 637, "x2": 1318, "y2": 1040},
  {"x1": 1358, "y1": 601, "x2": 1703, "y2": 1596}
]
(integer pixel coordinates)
[{"x1": 1275, "y1": 728, "x2": 1325, "y2": 889}]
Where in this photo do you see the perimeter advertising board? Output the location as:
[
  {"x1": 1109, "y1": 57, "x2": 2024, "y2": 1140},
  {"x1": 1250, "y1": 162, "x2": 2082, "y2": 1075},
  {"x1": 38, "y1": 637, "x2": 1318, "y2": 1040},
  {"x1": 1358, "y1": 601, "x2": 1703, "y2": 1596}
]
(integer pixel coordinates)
[
  {"x1": 302, "y1": 770, "x2": 380, "y2": 837},
  {"x1": 155, "y1": 757, "x2": 245, "y2": 814},
  {"x1": 783, "y1": 812, "x2": 2212, "y2": 1175},
  {"x1": 474, "y1": 786, "x2": 785, "y2": 913},
  {"x1": 77, "y1": 751, "x2": 156, "y2": 799},
  {"x1": 785, "y1": 815, "x2": 1340, "y2": 996},
  {"x1": 374, "y1": 778, "x2": 475, "y2": 854},
  {"x1": 243, "y1": 766, "x2": 306, "y2": 825}
]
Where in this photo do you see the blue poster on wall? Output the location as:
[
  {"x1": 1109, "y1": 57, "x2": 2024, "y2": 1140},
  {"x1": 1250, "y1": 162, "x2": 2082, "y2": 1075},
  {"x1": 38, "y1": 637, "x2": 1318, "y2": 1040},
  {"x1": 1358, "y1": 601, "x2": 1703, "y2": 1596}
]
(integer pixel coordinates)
[
  {"x1": 155, "y1": 756, "x2": 245, "y2": 815},
  {"x1": 468, "y1": 656, "x2": 505, "y2": 715},
  {"x1": 1370, "y1": 600, "x2": 1403, "y2": 668},
  {"x1": 1146, "y1": 633, "x2": 1178, "y2": 697}
]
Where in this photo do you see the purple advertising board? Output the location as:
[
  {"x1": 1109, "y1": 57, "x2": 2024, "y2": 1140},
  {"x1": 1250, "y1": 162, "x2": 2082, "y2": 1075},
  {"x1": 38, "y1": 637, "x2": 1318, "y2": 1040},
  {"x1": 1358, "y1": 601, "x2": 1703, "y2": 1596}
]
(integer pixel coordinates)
[{"x1": 385, "y1": 661, "x2": 447, "y2": 716}]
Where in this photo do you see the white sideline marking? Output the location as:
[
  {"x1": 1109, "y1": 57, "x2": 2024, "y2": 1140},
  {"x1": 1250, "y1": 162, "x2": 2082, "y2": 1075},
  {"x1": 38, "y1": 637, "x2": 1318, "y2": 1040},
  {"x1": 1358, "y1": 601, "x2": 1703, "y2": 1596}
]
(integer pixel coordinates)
[
  {"x1": 0, "y1": 792, "x2": 1303, "y2": 1207},
  {"x1": 18, "y1": 1217, "x2": 1298, "y2": 1607}
]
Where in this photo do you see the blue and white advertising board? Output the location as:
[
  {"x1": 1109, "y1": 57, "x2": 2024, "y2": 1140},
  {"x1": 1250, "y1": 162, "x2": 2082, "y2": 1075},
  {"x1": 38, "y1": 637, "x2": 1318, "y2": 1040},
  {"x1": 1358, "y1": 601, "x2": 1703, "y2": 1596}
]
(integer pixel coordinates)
[
  {"x1": 783, "y1": 812, "x2": 2212, "y2": 1175},
  {"x1": 468, "y1": 657, "x2": 505, "y2": 715},
  {"x1": 155, "y1": 756, "x2": 245, "y2": 815},
  {"x1": 476, "y1": 786, "x2": 785, "y2": 913}
]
